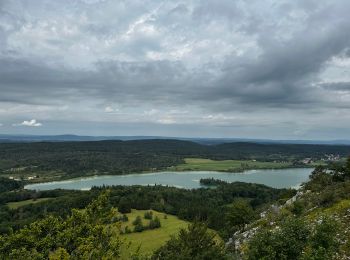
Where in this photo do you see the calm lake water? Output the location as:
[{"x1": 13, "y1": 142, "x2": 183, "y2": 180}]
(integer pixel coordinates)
[{"x1": 25, "y1": 168, "x2": 313, "y2": 190}]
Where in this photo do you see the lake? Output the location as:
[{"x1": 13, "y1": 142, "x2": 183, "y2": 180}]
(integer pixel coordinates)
[{"x1": 24, "y1": 168, "x2": 313, "y2": 190}]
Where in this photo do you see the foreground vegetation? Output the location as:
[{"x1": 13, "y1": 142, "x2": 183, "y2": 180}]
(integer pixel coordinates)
[
  {"x1": 0, "y1": 192, "x2": 225, "y2": 259},
  {"x1": 152, "y1": 221, "x2": 227, "y2": 260},
  {"x1": 0, "y1": 191, "x2": 122, "y2": 259},
  {"x1": 0, "y1": 180, "x2": 290, "y2": 238},
  {"x1": 120, "y1": 209, "x2": 189, "y2": 258},
  {"x1": 231, "y1": 158, "x2": 350, "y2": 259}
]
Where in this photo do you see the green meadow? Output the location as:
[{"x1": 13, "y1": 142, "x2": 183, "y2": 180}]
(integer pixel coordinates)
[
  {"x1": 169, "y1": 158, "x2": 293, "y2": 172},
  {"x1": 119, "y1": 209, "x2": 190, "y2": 259},
  {"x1": 6, "y1": 198, "x2": 52, "y2": 209}
]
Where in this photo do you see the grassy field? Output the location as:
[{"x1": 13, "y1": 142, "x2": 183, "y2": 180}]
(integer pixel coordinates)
[
  {"x1": 168, "y1": 158, "x2": 294, "y2": 172},
  {"x1": 6, "y1": 198, "x2": 52, "y2": 209},
  {"x1": 119, "y1": 209, "x2": 190, "y2": 259}
]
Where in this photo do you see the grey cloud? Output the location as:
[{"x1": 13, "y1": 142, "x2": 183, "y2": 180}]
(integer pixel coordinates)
[
  {"x1": 320, "y1": 82, "x2": 350, "y2": 91},
  {"x1": 207, "y1": 1, "x2": 350, "y2": 109},
  {"x1": 0, "y1": 57, "x2": 191, "y2": 106},
  {"x1": 0, "y1": 0, "x2": 350, "y2": 138},
  {"x1": 192, "y1": 0, "x2": 241, "y2": 21}
]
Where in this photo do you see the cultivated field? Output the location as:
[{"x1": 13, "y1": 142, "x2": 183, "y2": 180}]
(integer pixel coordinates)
[{"x1": 169, "y1": 158, "x2": 294, "y2": 172}]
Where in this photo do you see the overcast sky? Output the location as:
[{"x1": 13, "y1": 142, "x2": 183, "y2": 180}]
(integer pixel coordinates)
[{"x1": 1, "y1": 0, "x2": 350, "y2": 139}]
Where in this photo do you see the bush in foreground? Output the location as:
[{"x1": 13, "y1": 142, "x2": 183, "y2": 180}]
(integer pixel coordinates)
[
  {"x1": 152, "y1": 221, "x2": 227, "y2": 260},
  {"x1": 0, "y1": 191, "x2": 122, "y2": 259}
]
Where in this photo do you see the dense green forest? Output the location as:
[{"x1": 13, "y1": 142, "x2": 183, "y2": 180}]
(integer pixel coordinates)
[
  {"x1": 0, "y1": 140, "x2": 349, "y2": 181},
  {"x1": 0, "y1": 191, "x2": 227, "y2": 259},
  {"x1": 0, "y1": 178, "x2": 292, "y2": 238},
  {"x1": 0, "y1": 177, "x2": 23, "y2": 193},
  {"x1": 0, "y1": 171, "x2": 291, "y2": 258}
]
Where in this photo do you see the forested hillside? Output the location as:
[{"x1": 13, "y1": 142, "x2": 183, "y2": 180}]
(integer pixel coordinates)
[
  {"x1": 0, "y1": 191, "x2": 228, "y2": 259},
  {"x1": 0, "y1": 140, "x2": 349, "y2": 181},
  {"x1": 0, "y1": 180, "x2": 291, "y2": 237},
  {"x1": 0, "y1": 180, "x2": 291, "y2": 258},
  {"x1": 231, "y1": 158, "x2": 350, "y2": 259}
]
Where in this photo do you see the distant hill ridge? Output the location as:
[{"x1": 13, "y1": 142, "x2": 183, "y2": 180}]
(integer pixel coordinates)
[
  {"x1": 0, "y1": 139, "x2": 350, "y2": 175},
  {"x1": 1, "y1": 134, "x2": 350, "y2": 145}
]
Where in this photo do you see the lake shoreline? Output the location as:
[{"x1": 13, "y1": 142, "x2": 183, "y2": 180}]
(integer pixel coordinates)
[
  {"x1": 21, "y1": 162, "x2": 316, "y2": 185},
  {"x1": 24, "y1": 168, "x2": 314, "y2": 191}
]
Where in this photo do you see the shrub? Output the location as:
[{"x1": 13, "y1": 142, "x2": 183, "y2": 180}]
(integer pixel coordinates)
[
  {"x1": 144, "y1": 211, "x2": 153, "y2": 220},
  {"x1": 121, "y1": 214, "x2": 128, "y2": 222},
  {"x1": 132, "y1": 216, "x2": 142, "y2": 226},
  {"x1": 247, "y1": 217, "x2": 309, "y2": 260},
  {"x1": 291, "y1": 200, "x2": 305, "y2": 216},
  {"x1": 124, "y1": 226, "x2": 131, "y2": 234},
  {"x1": 149, "y1": 216, "x2": 161, "y2": 229},
  {"x1": 152, "y1": 221, "x2": 227, "y2": 259},
  {"x1": 134, "y1": 222, "x2": 144, "y2": 232},
  {"x1": 133, "y1": 216, "x2": 144, "y2": 232}
]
